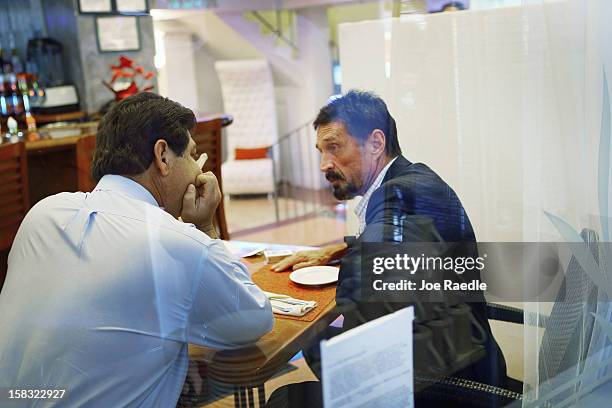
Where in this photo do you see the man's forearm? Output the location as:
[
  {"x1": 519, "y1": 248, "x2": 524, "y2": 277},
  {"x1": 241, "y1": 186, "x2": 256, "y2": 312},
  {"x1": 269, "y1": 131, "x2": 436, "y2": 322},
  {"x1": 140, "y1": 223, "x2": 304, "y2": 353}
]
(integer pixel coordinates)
[{"x1": 325, "y1": 242, "x2": 348, "y2": 261}]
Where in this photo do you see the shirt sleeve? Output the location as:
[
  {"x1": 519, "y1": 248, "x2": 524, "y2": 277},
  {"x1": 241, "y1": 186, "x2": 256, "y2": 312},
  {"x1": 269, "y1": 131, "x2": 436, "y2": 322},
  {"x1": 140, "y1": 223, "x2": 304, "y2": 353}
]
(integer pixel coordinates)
[{"x1": 186, "y1": 241, "x2": 274, "y2": 349}]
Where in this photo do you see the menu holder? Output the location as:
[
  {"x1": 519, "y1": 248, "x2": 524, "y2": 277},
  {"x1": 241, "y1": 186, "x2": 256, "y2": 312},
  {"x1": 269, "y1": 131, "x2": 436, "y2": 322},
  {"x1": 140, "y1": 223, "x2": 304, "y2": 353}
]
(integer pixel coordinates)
[{"x1": 321, "y1": 306, "x2": 415, "y2": 408}]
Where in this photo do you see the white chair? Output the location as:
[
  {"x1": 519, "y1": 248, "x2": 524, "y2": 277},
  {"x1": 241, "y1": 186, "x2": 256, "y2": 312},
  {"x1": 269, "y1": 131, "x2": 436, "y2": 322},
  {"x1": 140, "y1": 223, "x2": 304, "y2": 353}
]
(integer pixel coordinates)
[{"x1": 214, "y1": 60, "x2": 278, "y2": 196}]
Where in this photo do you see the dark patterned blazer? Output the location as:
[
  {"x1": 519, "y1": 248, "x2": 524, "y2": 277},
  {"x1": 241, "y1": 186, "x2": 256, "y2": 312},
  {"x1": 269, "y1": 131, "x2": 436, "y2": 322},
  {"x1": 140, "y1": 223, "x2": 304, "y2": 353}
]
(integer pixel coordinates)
[{"x1": 337, "y1": 155, "x2": 508, "y2": 388}]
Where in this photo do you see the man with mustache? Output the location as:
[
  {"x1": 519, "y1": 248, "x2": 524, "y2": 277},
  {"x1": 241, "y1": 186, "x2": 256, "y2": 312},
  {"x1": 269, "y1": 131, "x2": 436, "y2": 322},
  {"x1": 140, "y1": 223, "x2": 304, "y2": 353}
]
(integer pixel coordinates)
[{"x1": 269, "y1": 90, "x2": 510, "y2": 407}]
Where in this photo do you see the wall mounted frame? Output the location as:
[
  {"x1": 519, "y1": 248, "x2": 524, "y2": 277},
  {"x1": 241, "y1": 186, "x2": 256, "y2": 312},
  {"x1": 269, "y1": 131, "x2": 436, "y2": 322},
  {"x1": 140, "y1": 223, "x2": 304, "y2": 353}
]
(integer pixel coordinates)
[{"x1": 95, "y1": 16, "x2": 141, "y2": 52}]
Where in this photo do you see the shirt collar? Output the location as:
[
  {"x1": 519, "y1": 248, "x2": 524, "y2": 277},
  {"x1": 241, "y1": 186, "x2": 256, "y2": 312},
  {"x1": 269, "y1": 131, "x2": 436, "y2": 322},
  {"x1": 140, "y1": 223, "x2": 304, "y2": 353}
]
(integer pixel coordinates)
[
  {"x1": 94, "y1": 175, "x2": 159, "y2": 207},
  {"x1": 354, "y1": 157, "x2": 398, "y2": 220}
]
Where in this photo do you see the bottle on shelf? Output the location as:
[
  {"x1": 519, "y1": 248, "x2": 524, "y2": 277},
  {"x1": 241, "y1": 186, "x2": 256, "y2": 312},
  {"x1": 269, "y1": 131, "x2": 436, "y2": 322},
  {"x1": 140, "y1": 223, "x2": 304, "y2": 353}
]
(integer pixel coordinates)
[
  {"x1": 8, "y1": 73, "x2": 23, "y2": 116},
  {"x1": 0, "y1": 36, "x2": 47, "y2": 130},
  {"x1": 4, "y1": 116, "x2": 15, "y2": 143},
  {"x1": 23, "y1": 72, "x2": 44, "y2": 106},
  {"x1": 18, "y1": 74, "x2": 30, "y2": 115},
  {"x1": 3, "y1": 74, "x2": 14, "y2": 117},
  {"x1": 25, "y1": 111, "x2": 39, "y2": 141},
  {"x1": 0, "y1": 73, "x2": 9, "y2": 118},
  {"x1": 6, "y1": 116, "x2": 23, "y2": 143}
]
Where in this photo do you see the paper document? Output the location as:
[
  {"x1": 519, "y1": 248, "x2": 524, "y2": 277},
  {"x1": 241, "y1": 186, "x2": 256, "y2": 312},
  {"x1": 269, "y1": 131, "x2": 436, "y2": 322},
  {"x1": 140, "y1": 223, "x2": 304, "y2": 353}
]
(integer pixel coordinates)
[{"x1": 321, "y1": 306, "x2": 414, "y2": 408}]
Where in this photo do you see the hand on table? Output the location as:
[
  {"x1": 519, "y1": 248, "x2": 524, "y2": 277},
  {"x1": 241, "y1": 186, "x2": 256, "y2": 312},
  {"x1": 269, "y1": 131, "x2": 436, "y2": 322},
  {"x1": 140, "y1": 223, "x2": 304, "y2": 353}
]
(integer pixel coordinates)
[
  {"x1": 181, "y1": 172, "x2": 221, "y2": 234},
  {"x1": 271, "y1": 243, "x2": 348, "y2": 272}
]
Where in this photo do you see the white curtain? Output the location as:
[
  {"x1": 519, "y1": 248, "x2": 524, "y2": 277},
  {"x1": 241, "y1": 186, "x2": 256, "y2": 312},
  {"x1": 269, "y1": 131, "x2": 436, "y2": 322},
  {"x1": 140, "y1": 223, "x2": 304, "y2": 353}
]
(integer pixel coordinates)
[
  {"x1": 338, "y1": 0, "x2": 611, "y2": 404},
  {"x1": 519, "y1": 1, "x2": 611, "y2": 405}
]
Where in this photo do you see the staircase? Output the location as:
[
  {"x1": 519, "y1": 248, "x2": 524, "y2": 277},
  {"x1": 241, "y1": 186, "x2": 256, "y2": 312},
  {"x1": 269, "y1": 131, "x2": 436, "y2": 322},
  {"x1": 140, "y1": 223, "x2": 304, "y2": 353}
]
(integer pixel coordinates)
[
  {"x1": 245, "y1": 10, "x2": 299, "y2": 54},
  {"x1": 213, "y1": 10, "x2": 303, "y2": 87}
]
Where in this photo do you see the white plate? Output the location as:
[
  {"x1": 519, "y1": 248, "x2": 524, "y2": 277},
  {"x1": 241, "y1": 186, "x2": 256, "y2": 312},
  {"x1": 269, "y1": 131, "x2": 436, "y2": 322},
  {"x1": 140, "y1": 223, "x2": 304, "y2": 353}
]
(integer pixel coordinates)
[{"x1": 289, "y1": 266, "x2": 339, "y2": 286}]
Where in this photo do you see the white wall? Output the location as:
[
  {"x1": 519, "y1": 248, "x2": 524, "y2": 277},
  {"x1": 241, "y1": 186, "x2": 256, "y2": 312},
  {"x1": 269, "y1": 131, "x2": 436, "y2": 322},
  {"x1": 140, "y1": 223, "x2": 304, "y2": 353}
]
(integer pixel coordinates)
[
  {"x1": 153, "y1": 10, "x2": 264, "y2": 162},
  {"x1": 154, "y1": 10, "x2": 263, "y2": 115},
  {"x1": 285, "y1": 7, "x2": 335, "y2": 190},
  {"x1": 471, "y1": 0, "x2": 522, "y2": 9},
  {"x1": 339, "y1": 6, "x2": 600, "y2": 241},
  {"x1": 215, "y1": 8, "x2": 333, "y2": 189},
  {"x1": 153, "y1": 8, "x2": 333, "y2": 188},
  {"x1": 161, "y1": 32, "x2": 199, "y2": 111}
]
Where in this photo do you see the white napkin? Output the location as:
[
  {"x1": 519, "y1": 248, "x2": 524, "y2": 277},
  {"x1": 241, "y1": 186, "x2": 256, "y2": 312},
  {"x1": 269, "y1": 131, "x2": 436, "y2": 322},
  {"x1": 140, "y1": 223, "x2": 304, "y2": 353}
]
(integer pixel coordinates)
[{"x1": 264, "y1": 291, "x2": 317, "y2": 317}]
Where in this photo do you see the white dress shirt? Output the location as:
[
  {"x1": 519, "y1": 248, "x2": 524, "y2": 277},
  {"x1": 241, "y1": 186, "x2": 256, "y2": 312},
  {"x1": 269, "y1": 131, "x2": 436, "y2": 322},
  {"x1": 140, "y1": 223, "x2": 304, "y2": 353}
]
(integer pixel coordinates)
[
  {"x1": 354, "y1": 157, "x2": 398, "y2": 236},
  {"x1": 0, "y1": 175, "x2": 273, "y2": 407}
]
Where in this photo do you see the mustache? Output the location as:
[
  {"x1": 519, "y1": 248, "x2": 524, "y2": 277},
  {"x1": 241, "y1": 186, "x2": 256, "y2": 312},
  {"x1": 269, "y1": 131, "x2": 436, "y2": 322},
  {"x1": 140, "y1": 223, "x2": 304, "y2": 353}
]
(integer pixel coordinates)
[{"x1": 325, "y1": 171, "x2": 345, "y2": 182}]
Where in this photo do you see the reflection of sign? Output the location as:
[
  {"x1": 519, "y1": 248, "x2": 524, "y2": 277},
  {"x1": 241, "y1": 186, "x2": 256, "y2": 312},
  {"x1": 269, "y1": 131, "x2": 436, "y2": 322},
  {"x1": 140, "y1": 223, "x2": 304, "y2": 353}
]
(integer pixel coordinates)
[
  {"x1": 79, "y1": 0, "x2": 112, "y2": 13},
  {"x1": 321, "y1": 307, "x2": 414, "y2": 408},
  {"x1": 156, "y1": 0, "x2": 218, "y2": 9},
  {"x1": 96, "y1": 17, "x2": 140, "y2": 52},
  {"x1": 117, "y1": 0, "x2": 147, "y2": 12}
]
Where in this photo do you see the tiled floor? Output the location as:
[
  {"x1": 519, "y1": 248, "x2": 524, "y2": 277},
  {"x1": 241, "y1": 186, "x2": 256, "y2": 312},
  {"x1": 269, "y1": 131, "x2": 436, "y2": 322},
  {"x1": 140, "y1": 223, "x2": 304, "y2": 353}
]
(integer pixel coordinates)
[
  {"x1": 232, "y1": 213, "x2": 346, "y2": 247},
  {"x1": 225, "y1": 196, "x2": 313, "y2": 233},
  {"x1": 225, "y1": 195, "x2": 346, "y2": 247}
]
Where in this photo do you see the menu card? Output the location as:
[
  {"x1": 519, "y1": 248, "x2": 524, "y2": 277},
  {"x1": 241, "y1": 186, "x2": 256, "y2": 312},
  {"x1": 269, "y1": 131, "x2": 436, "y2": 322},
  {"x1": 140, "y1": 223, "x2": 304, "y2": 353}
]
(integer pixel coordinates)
[{"x1": 320, "y1": 307, "x2": 414, "y2": 408}]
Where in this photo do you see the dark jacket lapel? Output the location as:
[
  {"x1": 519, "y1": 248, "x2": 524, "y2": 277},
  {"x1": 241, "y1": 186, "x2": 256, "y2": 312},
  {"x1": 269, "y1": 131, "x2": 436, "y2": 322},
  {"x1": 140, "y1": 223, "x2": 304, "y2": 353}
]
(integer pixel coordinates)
[{"x1": 381, "y1": 155, "x2": 412, "y2": 184}]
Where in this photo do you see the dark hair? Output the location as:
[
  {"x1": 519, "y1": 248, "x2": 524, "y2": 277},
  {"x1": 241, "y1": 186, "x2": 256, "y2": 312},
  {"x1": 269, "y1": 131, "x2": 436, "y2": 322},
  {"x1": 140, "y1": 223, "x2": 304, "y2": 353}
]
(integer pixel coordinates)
[
  {"x1": 313, "y1": 90, "x2": 402, "y2": 157},
  {"x1": 92, "y1": 92, "x2": 196, "y2": 182}
]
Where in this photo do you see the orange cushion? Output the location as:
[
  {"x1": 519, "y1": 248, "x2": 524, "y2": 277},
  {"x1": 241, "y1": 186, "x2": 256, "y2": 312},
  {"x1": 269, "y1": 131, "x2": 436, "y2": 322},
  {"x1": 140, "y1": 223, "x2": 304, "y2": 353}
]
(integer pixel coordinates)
[{"x1": 235, "y1": 147, "x2": 268, "y2": 160}]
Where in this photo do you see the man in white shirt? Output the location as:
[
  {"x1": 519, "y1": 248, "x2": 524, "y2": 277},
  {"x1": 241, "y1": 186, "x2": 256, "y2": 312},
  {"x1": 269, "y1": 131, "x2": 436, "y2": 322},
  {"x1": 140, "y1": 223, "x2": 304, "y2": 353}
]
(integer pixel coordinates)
[{"x1": 0, "y1": 93, "x2": 273, "y2": 407}]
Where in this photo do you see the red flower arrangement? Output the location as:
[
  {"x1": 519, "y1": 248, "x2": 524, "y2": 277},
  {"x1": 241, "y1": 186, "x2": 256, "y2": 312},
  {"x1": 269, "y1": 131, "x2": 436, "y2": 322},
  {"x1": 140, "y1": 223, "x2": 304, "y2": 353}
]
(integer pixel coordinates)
[{"x1": 102, "y1": 56, "x2": 155, "y2": 100}]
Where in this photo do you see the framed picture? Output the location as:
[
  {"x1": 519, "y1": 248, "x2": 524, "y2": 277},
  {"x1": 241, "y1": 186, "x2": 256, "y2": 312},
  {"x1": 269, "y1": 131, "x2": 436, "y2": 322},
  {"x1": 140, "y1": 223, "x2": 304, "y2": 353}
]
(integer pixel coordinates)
[
  {"x1": 96, "y1": 16, "x2": 141, "y2": 52},
  {"x1": 78, "y1": 0, "x2": 149, "y2": 15},
  {"x1": 79, "y1": 0, "x2": 112, "y2": 13},
  {"x1": 116, "y1": 0, "x2": 149, "y2": 15}
]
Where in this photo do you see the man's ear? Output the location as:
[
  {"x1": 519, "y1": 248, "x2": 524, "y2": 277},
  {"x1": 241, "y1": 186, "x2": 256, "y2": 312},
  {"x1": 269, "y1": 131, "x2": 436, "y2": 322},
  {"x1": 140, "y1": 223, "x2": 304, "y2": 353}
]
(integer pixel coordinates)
[
  {"x1": 367, "y1": 129, "x2": 386, "y2": 157},
  {"x1": 153, "y1": 139, "x2": 171, "y2": 176}
]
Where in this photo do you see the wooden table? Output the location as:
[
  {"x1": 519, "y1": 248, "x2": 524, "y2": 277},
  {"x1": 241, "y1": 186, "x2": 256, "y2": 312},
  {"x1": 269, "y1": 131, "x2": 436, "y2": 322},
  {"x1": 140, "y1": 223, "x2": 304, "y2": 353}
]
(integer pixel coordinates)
[
  {"x1": 34, "y1": 111, "x2": 88, "y2": 125},
  {"x1": 26, "y1": 133, "x2": 93, "y2": 152},
  {"x1": 182, "y1": 241, "x2": 339, "y2": 408}
]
